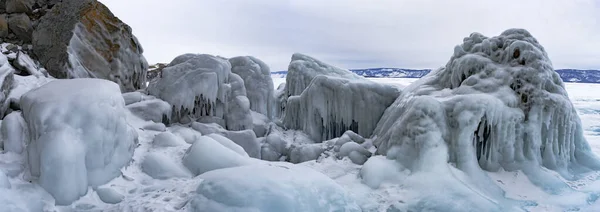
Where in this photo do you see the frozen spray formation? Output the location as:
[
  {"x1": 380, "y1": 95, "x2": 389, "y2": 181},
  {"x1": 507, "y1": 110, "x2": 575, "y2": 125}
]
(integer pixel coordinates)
[
  {"x1": 372, "y1": 29, "x2": 600, "y2": 208},
  {"x1": 147, "y1": 54, "x2": 252, "y2": 130},
  {"x1": 230, "y1": 56, "x2": 275, "y2": 119},
  {"x1": 280, "y1": 53, "x2": 400, "y2": 142}
]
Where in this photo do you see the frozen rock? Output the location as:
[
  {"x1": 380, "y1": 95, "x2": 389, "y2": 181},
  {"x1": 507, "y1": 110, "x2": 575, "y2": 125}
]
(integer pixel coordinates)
[
  {"x1": 188, "y1": 163, "x2": 361, "y2": 212},
  {"x1": 251, "y1": 110, "x2": 269, "y2": 137},
  {"x1": 283, "y1": 74, "x2": 400, "y2": 141},
  {"x1": 348, "y1": 151, "x2": 368, "y2": 165},
  {"x1": 21, "y1": 78, "x2": 137, "y2": 205},
  {"x1": 338, "y1": 141, "x2": 370, "y2": 158},
  {"x1": 14, "y1": 51, "x2": 43, "y2": 77},
  {"x1": 0, "y1": 169, "x2": 9, "y2": 189},
  {"x1": 0, "y1": 53, "x2": 15, "y2": 117},
  {"x1": 222, "y1": 129, "x2": 260, "y2": 159},
  {"x1": 372, "y1": 29, "x2": 600, "y2": 208},
  {"x1": 127, "y1": 98, "x2": 171, "y2": 124},
  {"x1": 260, "y1": 144, "x2": 281, "y2": 161},
  {"x1": 360, "y1": 156, "x2": 407, "y2": 189},
  {"x1": 170, "y1": 125, "x2": 202, "y2": 144},
  {"x1": 141, "y1": 152, "x2": 192, "y2": 180},
  {"x1": 1, "y1": 111, "x2": 28, "y2": 153},
  {"x1": 96, "y1": 187, "x2": 124, "y2": 204},
  {"x1": 4, "y1": 75, "x2": 52, "y2": 114},
  {"x1": 33, "y1": 0, "x2": 148, "y2": 92},
  {"x1": 142, "y1": 122, "x2": 166, "y2": 132},
  {"x1": 289, "y1": 143, "x2": 324, "y2": 164},
  {"x1": 147, "y1": 54, "x2": 252, "y2": 130},
  {"x1": 266, "y1": 133, "x2": 287, "y2": 154},
  {"x1": 206, "y1": 133, "x2": 249, "y2": 157},
  {"x1": 183, "y1": 136, "x2": 252, "y2": 176},
  {"x1": 229, "y1": 56, "x2": 274, "y2": 119},
  {"x1": 274, "y1": 82, "x2": 286, "y2": 118},
  {"x1": 152, "y1": 132, "x2": 186, "y2": 147},
  {"x1": 342, "y1": 130, "x2": 365, "y2": 144},
  {"x1": 191, "y1": 122, "x2": 224, "y2": 135},
  {"x1": 122, "y1": 91, "x2": 143, "y2": 105}
]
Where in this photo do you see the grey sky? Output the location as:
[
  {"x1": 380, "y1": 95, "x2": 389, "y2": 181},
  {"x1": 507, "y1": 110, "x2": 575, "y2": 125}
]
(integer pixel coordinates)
[{"x1": 100, "y1": 0, "x2": 599, "y2": 71}]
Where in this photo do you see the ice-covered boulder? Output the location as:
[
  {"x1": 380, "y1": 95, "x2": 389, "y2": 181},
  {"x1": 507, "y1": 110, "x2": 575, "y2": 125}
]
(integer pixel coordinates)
[
  {"x1": 32, "y1": 0, "x2": 148, "y2": 92},
  {"x1": 147, "y1": 54, "x2": 252, "y2": 130},
  {"x1": 182, "y1": 136, "x2": 252, "y2": 176},
  {"x1": 152, "y1": 132, "x2": 186, "y2": 147},
  {"x1": 141, "y1": 152, "x2": 192, "y2": 180},
  {"x1": 0, "y1": 53, "x2": 15, "y2": 117},
  {"x1": 283, "y1": 74, "x2": 400, "y2": 141},
  {"x1": 206, "y1": 133, "x2": 249, "y2": 157},
  {"x1": 229, "y1": 56, "x2": 274, "y2": 119},
  {"x1": 1, "y1": 111, "x2": 28, "y2": 153},
  {"x1": 20, "y1": 78, "x2": 137, "y2": 205},
  {"x1": 251, "y1": 111, "x2": 269, "y2": 137},
  {"x1": 372, "y1": 29, "x2": 600, "y2": 208},
  {"x1": 188, "y1": 163, "x2": 361, "y2": 212},
  {"x1": 126, "y1": 98, "x2": 171, "y2": 124}
]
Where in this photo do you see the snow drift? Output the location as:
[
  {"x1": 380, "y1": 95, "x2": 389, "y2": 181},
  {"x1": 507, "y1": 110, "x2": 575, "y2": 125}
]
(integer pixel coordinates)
[
  {"x1": 280, "y1": 54, "x2": 400, "y2": 141},
  {"x1": 20, "y1": 78, "x2": 137, "y2": 205},
  {"x1": 147, "y1": 54, "x2": 252, "y2": 130},
  {"x1": 372, "y1": 29, "x2": 600, "y2": 210}
]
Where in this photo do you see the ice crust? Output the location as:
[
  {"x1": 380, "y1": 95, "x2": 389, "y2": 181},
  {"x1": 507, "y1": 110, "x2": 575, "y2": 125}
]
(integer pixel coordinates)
[
  {"x1": 372, "y1": 29, "x2": 600, "y2": 209},
  {"x1": 20, "y1": 78, "x2": 137, "y2": 205}
]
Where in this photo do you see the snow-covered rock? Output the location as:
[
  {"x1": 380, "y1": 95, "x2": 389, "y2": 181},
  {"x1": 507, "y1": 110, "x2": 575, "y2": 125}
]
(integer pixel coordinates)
[
  {"x1": 188, "y1": 163, "x2": 361, "y2": 212},
  {"x1": 33, "y1": 0, "x2": 148, "y2": 92},
  {"x1": 283, "y1": 74, "x2": 400, "y2": 141},
  {"x1": 127, "y1": 98, "x2": 171, "y2": 124},
  {"x1": 14, "y1": 51, "x2": 44, "y2": 77},
  {"x1": 20, "y1": 78, "x2": 137, "y2": 205},
  {"x1": 360, "y1": 156, "x2": 407, "y2": 189},
  {"x1": 191, "y1": 122, "x2": 224, "y2": 135},
  {"x1": 96, "y1": 187, "x2": 124, "y2": 204},
  {"x1": 170, "y1": 125, "x2": 202, "y2": 144},
  {"x1": 206, "y1": 133, "x2": 249, "y2": 157},
  {"x1": 251, "y1": 111, "x2": 269, "y2": 137},
  {"x1": 142, "y1": 122, "x2": 166, "y2": 132},
  {"x1": 3, "y1": 75, "x2": 52, "y2": 114},
  {"x1": 1, "y1": 111, "x2": 28, "y2": 153},
  {"x1": 152, "y1": 132, "x2": 186, "y2": 147},
  {"x1": 230, "y1": 56, "x2": 274, "y2": 119},
  {"x1": 372, "y1": 29, "x2": 600, "y2": 209},
  {"x1": 182, "y1": 136, "x2": 252, "y2": 176},
  {"x1": 289, "y1": 143, "x2": 325, "y2": 163},
  {"x1": 122, "y1": 91, "x2": 143, "y2": 105},
  {"x1": 0, "y1": 53, "x2": 15, "y2": 117},
  {"x1": 141, "y1": 152, "x2": 192, "y2": 180},
  {"x1": 222, "y1": 129, "x2": 260, "y2": 159},
  {"x1": 147, "y1": 54, "x2": 253, "y2": 130}
]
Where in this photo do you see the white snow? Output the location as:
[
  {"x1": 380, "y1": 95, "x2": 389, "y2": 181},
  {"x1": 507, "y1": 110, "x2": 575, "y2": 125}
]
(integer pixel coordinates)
[
  {"x1": 20, "y1": 78, "x2": 137, "y2": 205},
  {"x1": 183, "y1": 136, "x2": 253, "y2": 176},
  {"x1": 188, "y1": 163, "x2": 361, "y2": 212}
]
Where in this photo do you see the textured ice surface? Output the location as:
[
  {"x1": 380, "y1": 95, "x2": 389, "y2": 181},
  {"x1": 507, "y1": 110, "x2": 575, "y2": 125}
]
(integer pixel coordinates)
[
  {"x1": 147, "y1": 54, "x2": 253, "y2": 130},
  {"x1": 188, "y1": 163, "x2": 361, "y2": 212},
  {"x1": 20, "y1": 78, "x2": 137, "y2": 205},
  {"x1": 230, "y1": 56, "x2": 275, "y2": 119},
  {"x1": 373, "y1": 29, "x2": 600, "y2": 210}
]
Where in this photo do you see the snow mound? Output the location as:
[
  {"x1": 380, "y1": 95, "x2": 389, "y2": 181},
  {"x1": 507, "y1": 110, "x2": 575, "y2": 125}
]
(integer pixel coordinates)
[
  {"x1": 230, "y1": 56, "x2": 275, "y2": 119},
  {"x1": 20, "y1": 78, "x2": 137, "y2": 205},
  {"x1": 283, "y1": 74, "x2": 400, "y2": 141},
  {"x1": 182, "y1": 136, "x2": 252, "y2": 176},
  {"x1": 372, "y1": 29, "x2": 600, "y2": 209},
  {"x1": 147, "y1": 54, "x2": 253, "y2": 130},
  {"x1": 188, "y1": 163, "x2": 361, "y2": 212}
]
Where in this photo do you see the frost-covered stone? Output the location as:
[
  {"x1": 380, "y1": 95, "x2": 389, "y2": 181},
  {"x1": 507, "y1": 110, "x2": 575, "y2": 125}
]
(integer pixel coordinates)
[
  {"x1": 188, "y1": 163, "x2": 361, "y2": 212},
  {"x1": 141, "y1": 152, "x2": 192, "y2": 180},
  {"x1": 122, "y1": 91, "x2": 143, "y2": 105},
  {"x1": 96, "y1": 187, "x2": 124, "y2": 204},
  {"x1": 191, "y1": 122, "x2": 224, "y2": 135},
  {"x1": 372, "y1": 29, "x2": 600, "y2": 207},
  {"x1": 222, "y1": 130, "x2": 260, "y2": 159},
  {"x1": 152, "y1": 132, "x2": 186, "y2": 147},
  {"x1": 338, "y1": 141, "x2": 371, "y2": 158},
  {"x1": 229, "y1": 56, "x2": 274, "y2": 119},
  {"x1": 289, "y1": 143, "x2": 324, "y2": 163},
  {"x1": 0, "y1": 53, "x2": 15, "y2": 117},
  {"x1": 142, "y1": 122, "x2": 166, "y2": 132},
  {"x1": 206, "y1": 133, "x2": 249, "y2": 157},
  {"x1": 348, "y1": 151, "x2": 368, "y2": 165},
  {"x1": 14, "y1": 51, "x2": 43, "y2": 77},
  {"x1": 147, "y1": 54, "x2": 252, "y2": 130},
  {"x1": 170, "y1": 125, "x2": 202, "y2": 144},
  {"x1": 21, "y1": 78, "x2": 137, "y2": 205},
  {"x1": 283, "y1": 74, "x2": 400, "y2": 141},
  {"x1": 183, "y1": 136, "x2": 251, "y2": 176},
  {"x1": 1, "y1": 111, "x2": 28, "y2": 153},
  {"x1": 127, "y1": 98, "x2": 171, "y2": 124},
  {"x1": 33, "y1": 0, "x2": 148, "y2": 92},
  {"x1": 251, "y1": 111, "x2": 269, "y2": 137}
]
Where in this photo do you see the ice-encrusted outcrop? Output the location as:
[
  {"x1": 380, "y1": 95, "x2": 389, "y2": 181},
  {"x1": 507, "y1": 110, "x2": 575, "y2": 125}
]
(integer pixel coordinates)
[
  {"x1": 280, "y1": 54, "x2": 400, "y2": 141},
  {"x1": 32, "y1": 0, "x2": 148, "y2": 92},
  {"x1": 20, "y1": 78, "x2": 137, "y2": 205},
  {"x1": 147, "y1": 54, "x2": 252, "y2": 130},
  {"x1": 230, "y1": 56, "x2": 274, "y2": 119},
  {"x1": 372, "y1": 29, "x2": 600, "y2": 209}
]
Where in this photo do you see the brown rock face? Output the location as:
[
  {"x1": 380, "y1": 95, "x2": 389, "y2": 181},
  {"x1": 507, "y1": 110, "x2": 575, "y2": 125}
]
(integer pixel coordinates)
[
  {"x1": 0, "y1": 14, "x2": 8, "y2": 38},
  {"x1": 7, "y1": 13, "x2": 32, "y2": 42},
  {"x1": 33, "y1": 0, "x2": 147, "y2": 92},
  {"x1": 6, "y1": 0, "x2": 33, "y2": 14}
]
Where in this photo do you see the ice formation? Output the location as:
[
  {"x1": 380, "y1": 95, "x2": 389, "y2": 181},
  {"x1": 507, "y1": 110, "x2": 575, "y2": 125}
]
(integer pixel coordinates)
[
  {"x1": 127, "y1": 98, "x2": 172, "y2": 124},
  {"x1": 141, "y1": 152, "x2": 192, "y2": 180},
  {"x1": 182, "y1": 135, "x2": 252, "y2": 176},
  {"x1": 1, "y1": 111, "x2": 28, "y2": 153},
  {"x1": 188, "y1": 163, "x2": 361, "y2": 212},
  {"x1": 230, "y1": 56, "x2": 275, "y2": 119},
  {"x1": 96, "y1": 187, "x2": 125, "y2": 204},
  {"x1": 0, "y1": 53, "x2": 15, "y2": 117},
  {"x1": 152, "y1": 132, "x2": 187, "y2": 147},
  {"x1": 20, "y1": 78, "x2": 137, "y2": 205},
  {"x1": 282, "y1": 74, "x2": 400, "y2": 141},
  {"x1": 372, "y1": 29, "x2": 600, "y2": 208},
  {"x1": 147, "y1": 54, "x2": 252, "y2": 130},
  {"x1": 206, "y1": 133, "x2": 249, "y2": 157}
]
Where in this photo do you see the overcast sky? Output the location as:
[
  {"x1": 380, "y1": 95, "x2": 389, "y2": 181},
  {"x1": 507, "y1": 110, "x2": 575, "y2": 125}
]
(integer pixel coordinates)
[{"x1": 99, "y1": 0, "x2": 599, "y2": 71}]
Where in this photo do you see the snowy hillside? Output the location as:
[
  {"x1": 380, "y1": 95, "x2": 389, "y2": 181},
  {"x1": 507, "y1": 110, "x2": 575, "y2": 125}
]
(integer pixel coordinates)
[{"x1": 272, "y1": 68, "x2": 600, "y2": 83}]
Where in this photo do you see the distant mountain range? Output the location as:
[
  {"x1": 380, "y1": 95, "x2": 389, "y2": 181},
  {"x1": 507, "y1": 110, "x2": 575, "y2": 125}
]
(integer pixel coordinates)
[{"x1": 271, "y1": 68, "x2": 600, "y2": 83}]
